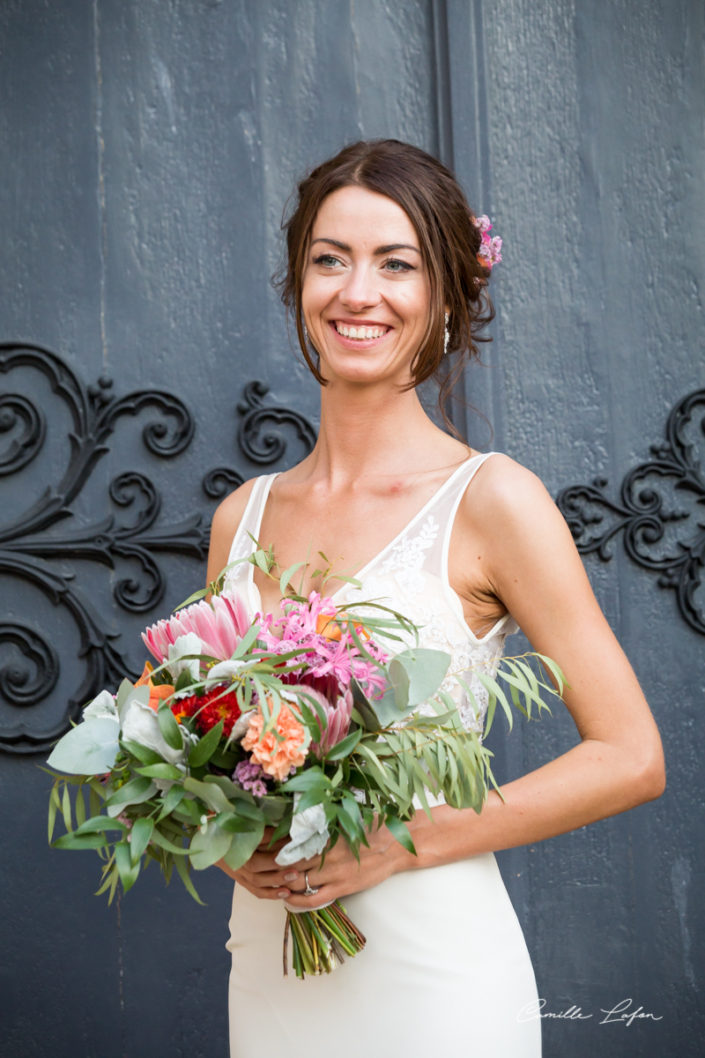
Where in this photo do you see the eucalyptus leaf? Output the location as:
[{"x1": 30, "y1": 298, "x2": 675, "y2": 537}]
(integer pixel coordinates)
[
  {"x1": 221, "y1": 824, "x2": 265, "y2": 873},
  {"x1": 394, "y1": 648, "x2": 451, "y2": 706},
  {"x1": 183, "y1": 777, "x2": 234, "y2": 814},
  {"x1": 117, "y1": 681, "x2": 149, "y2": 723},
  {"x1": 189, "y1": 821, "x2": 233, "y2": 870},
  {"x1": 47, "y1": 717, "x2": 120, "y2": 775}
]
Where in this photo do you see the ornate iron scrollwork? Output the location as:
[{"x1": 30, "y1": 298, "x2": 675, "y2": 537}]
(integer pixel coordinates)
[
  {"x1": 0, "y1": 344, "x2": 316, "y2": 753},
  {"x1": 202, "y1": 380, "x2": 317, "y2": 497},
  {"x1": 557, "y1": 388, "x2": 705, "y2": 636}
]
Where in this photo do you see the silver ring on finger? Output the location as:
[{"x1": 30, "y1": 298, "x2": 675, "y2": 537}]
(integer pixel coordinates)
[{"x1": 303, "y1": 871, "x2": 319, "y2": 896}]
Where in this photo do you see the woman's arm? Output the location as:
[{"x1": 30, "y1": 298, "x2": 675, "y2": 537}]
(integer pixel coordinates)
[{"x1": 205, "y1": 479, "x2": 256, "y2": 589}]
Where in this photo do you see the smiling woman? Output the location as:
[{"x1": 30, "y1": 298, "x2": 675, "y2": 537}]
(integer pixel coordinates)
[{"x1": 206, "y1": 140, "x2": 664, "y2": 1057}]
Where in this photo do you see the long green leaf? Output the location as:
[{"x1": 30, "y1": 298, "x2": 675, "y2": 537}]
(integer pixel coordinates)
[
  {"x1": 188, "y1": 720, "x2": 224, "y2": 768},
  {"x1": 61, "y1": 784, "x2": 73, "y2": 831},
  {"x1": 53, "y1": 832, "x2": 109, "y2": 851},
  {"x1": 129, "y1": 817, "x2": 154, "y2": 864},
  {"x1": 157, "y1": 704, "x2": 183, "y2": 751},
  {"x1": 385, "y1": 813, "x2": 416, "y2": 855},
  {"x1": 279, "y1": 561, "x2": 306, "y2": 596},
  {"x1": 150, "y1": 827, "x2": 189, "y2": 856},
  {"x1": 114, "y1": 841, "x2": 140, "y2": 892},
  {"x1": 71, "y1": 816, "x2": 128, "y2": 836},
  {"x1": 173, "y1": 853, "x2": 205, "y2": 904},
  {"x1": 48, "y1": 784, "x2": 61, "y2": 842},
  {"x1": 104, "y1": 776, "x2": 156, "y2": 813},
  {"x1": 323, "y1": 729, "x2": 362, "y2": 761},
  {"x1": 120, "y1": 740, "x2": 164, "y2": 766},
  {"x1": 136, "y1": 762, "x2": 183, "y2": 780}
]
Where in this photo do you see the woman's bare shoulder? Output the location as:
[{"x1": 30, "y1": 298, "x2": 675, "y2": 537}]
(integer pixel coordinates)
[
  {"x1": 456, "y1": 452, "x2": 575, "y2": 567},
  {"x1": 206, "y1": 477, "x2": 258, "y2": 583},
  {"x1": 210, "y1": 477, "x2": 257, "y2": 531},
  {"x1": 467, "y1": 452, "x2": 554, "y2": 517}
]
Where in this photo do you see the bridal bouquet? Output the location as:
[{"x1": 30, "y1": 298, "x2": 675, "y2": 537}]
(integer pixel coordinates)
[{"x1": 46, "y1": 550, "x2": 563, "y2": 978}]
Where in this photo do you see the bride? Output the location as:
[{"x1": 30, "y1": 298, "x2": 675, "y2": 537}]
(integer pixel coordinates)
[{"x1": 206, "y1": 139, "x2": 664, "y2": 1056}]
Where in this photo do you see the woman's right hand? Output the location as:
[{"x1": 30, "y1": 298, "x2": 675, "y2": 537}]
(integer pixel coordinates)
[{"x1": 216, "y1": 831, "x2": 302, "y2": 901}]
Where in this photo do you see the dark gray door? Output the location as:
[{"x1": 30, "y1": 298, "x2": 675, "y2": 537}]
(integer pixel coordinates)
[{"x1": 1, "y1": 2, "x2": 702, "y2": 1056}]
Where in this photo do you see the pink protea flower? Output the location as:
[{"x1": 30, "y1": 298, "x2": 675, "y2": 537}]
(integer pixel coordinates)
[{"x1": 142, "y1": 591, "x2": 250, "y2": 664}]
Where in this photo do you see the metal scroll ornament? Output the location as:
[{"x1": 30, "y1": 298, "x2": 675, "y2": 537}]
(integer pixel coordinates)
[
  {"x1": 0, "y1": 343, "x2": 316, "y2": 753},
  {"x1": 557, "y1": 389, "x2": 705, "y2": 636}
]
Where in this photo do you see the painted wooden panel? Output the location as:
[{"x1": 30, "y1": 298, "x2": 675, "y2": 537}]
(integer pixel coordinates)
[{"x1": 0, "y1": 1, "x2": 702, "y2": 1055}]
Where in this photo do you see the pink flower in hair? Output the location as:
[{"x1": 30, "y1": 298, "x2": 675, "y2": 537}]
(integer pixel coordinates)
[{"x1": 476, "y1": 214, "x2": 503, "y2": 270}]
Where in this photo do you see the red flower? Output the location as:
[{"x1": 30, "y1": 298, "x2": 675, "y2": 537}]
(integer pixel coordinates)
[{"x1": 175, "y1": 685, "x2": 242, "y2": 737}]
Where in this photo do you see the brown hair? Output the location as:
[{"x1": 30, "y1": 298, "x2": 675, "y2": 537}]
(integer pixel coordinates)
[{"x1": 277, "y1": 139, "x2": 495, "y2": 412}]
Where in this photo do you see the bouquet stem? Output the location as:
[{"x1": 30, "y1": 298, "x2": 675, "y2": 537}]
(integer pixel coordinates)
[{"x1": 284, "y1": 901, "x2": 366, "y2": 979}]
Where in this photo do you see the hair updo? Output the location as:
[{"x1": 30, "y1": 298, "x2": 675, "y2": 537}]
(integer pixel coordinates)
[{"x1": 277, "y1": 139, "x2": 495, "y2": 409}]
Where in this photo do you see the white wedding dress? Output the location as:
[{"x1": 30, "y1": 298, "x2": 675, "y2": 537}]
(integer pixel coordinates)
[{"x1": 224, "y1": 453, "x2": 541, "y2": 1056}]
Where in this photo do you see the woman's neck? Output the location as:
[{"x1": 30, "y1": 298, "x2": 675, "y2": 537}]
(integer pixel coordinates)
[{"x1": 301, "y1": 382, "x2": 466, "y2": 485}]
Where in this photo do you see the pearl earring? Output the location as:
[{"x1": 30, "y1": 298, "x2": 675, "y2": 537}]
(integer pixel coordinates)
[{"x1": 443, "y1": 312, "x2": 450, "y2": 356}]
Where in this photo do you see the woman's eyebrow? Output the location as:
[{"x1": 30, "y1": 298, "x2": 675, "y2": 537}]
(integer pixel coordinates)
[{"x1": 311, "y1": 237, "x2": 421, "y2": 255}]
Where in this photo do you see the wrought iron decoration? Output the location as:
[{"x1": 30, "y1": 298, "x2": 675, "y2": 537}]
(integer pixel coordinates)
[
  {"x1": 0, "y1": 343, "x2": 316, "y2": 753},
  {"x1": 557, "y1": 388, "x2": 705, "y2": 636}
]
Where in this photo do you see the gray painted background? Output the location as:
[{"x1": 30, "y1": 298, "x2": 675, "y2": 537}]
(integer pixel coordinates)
[{"x1": 1, "y1": 1, "x2": 703, "y2": 1055}]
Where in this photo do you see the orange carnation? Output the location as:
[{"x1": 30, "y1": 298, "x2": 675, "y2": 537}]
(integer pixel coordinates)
[{"x1": 241, "y1": 701, "x2": 309, "y2": 782}]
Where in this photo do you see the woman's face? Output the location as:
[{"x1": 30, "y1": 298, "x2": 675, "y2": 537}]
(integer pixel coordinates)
[{"x1": 301, "y1": 185, "x2": 431, "y2": 387}]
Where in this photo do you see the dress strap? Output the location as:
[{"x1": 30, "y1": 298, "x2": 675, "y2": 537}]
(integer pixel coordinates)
[
  {"x1": 439, "y1": 451, "x2": 498, "y2": 557},
  {"x1": 224, "y1": 473, "x2": 278, "y2": 594}
]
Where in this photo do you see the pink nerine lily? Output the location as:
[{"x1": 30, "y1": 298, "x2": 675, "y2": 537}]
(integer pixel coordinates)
[{"x1": 142, "y1": 592, "x2": 250, "y2": 663}]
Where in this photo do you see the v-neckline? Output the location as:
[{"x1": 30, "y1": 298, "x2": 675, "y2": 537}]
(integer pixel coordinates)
[{"x1": 247, "y1": 452, "x2": 483, "y2": 606}]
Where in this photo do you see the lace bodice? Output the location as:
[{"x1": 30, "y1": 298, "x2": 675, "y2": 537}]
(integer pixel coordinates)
[{"x1": 224, "y1": 453, "x2": 518, "y2": 734}]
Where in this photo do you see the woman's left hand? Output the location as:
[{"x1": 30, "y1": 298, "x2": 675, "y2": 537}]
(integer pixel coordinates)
[{"x1": 271, "y1": 819, "x2": 406, "y2": 909}]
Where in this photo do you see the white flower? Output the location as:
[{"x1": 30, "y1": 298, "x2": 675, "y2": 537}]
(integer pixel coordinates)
[
  {"x1": 166, "y1": 633, "x2": 203, "y2": 682},
  {"x1": 121, "y1": 695, "x2": 186, "y2": 765},
  {"x1": 275, "y1": 797, "x2": 330, "y2": 867},
  {"x1": 206, "y1": 659, "x2": 248, "y2": 682},
  {"x1": 82, "y1": 689, "x2": 118, "y2": 722},
  {"x1": 227, "y1": 708, "x2": 255, "y2": 744}
]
